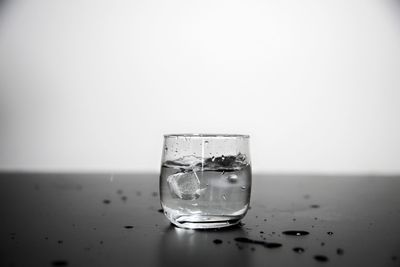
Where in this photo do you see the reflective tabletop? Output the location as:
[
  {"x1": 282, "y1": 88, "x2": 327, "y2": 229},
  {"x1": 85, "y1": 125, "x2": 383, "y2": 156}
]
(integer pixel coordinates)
[{"x1": 1, "y1": 173, "x2": 399, "y2": 267}]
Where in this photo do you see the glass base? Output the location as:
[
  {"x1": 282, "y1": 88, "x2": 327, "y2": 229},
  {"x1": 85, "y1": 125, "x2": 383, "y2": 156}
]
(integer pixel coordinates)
[{"x1": 168, "y1": 215, "x2": 243, "y2": 229}]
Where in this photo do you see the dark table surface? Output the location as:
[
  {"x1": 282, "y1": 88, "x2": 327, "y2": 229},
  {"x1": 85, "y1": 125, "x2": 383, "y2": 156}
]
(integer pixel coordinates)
[{"x1": 1, "y1": 173, "x2": 399, "y2": 267}]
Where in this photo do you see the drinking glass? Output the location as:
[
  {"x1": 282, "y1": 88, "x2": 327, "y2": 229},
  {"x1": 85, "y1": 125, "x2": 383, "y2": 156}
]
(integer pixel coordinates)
[{"x1": 159, "y1": 134, "x2": 251, "y2": 229}]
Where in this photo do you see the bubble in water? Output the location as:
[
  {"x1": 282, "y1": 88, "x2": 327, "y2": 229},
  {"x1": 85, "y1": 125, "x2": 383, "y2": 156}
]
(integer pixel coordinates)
[
  {"x1": 222, "y1": 194, "x2": 227, "y2": 200},
  {"x1": 167, "y1": 171, "x2": 201, "y2": 200},
  {"x1": 240, "y1": 186, "x2": 246, "y2": 190},
  {"x1": 227, "y1": 174, "x2": 238, "y2": 183},
  {"x1": 327, "y1": 231, "x2": 333, "y2": 235}
]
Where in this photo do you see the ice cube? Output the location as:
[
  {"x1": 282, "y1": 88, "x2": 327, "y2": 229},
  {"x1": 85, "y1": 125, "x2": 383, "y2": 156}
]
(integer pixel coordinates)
[{"x1": 167, "y1": 170, "x2": 201, "y2": 200}]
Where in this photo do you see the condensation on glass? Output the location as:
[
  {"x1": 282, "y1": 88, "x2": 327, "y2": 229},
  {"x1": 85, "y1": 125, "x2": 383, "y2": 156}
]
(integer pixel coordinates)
[{"x1": 159, "y1": 134, "x2": 252, "y2": 229}]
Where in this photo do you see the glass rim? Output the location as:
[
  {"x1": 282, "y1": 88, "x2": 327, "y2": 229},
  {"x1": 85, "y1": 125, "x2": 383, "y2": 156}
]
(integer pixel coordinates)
[{"x1": 163, "y1": 133, "x2": 250, "y2": 138}]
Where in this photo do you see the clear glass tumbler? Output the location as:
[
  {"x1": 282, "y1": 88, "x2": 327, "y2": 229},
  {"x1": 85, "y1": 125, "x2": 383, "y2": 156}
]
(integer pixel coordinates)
[{"x1": 159, "y1": 134, "x2": 251, "y2": 229}]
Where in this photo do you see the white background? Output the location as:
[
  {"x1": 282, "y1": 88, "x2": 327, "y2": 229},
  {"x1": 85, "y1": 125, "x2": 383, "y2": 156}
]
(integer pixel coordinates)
[{"x1": 0, "y1": 0, "x2": 399, "y2": 174}]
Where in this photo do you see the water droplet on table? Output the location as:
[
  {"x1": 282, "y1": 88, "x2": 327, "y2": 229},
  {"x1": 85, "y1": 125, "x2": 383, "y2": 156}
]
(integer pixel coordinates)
[
  {"x1": 314, "y1": 255, "x2": 329, "y2": 262},
  {"x1": 282, "y1": 230, "x2": 310, "y2": 236},
  {"x1": 293, "y1": 247, "x2": 305, "y2": 254},
  {"x1": 234, "y1": 237, "x2": 282, "y2": 249},
  {"x1": 52, "y1": 260, "x2": 69, "y2": 266}
]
